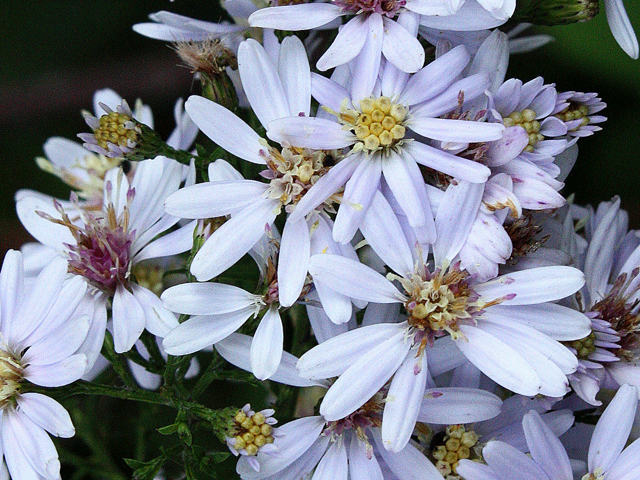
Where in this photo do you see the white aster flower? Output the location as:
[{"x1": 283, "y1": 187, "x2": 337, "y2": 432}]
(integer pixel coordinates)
[
  {"x1": 162, "y1": 202, "x2": 362, "y2": 380},
  {"x1": 214, "y1": 332, "x2": 501, "y2": 476},
  {"x1": 457, "y1": 384, "x2": 640, "y2": 480},
  {"x1": 484, "y1": 76, "x2": 570, "y2": 210},
  {"x1": 549, "y1": 197, "x2": 640, "y2": 405},
  {"x1": 0, "y1": 251, "x2": 90, "y2": 480},
  {"x1": 169, "y1": 37, "x2": 363, "y2": 309},
  {"x1": 249, "y1": 0, "x2": 516, "y2": 74},
  {"x1": 161, "y1": 237, "x2": 295, "y2": 380},
  {"x1": 268, "y1": 46, "x2": 503, "y2": 244},
  {"x1": 300, "y1": 180, "x2": 589, "y2": 451},
  {"x1": 445, "y1": 32, "x2": 579, "y2": 213},
  {"x1": 35, "y1": 89, "x2": 153, "y2": 208},
  {"x1": 16, "y1": 158, "x2": 196, "y2": 353},
  {"x1": 250, "y1": 8, "x2": 426, "y2": 74}
]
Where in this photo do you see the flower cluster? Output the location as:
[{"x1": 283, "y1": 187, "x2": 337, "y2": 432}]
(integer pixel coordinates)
[{"x1": 4, "y1": 0, "x2": 640, "y2": 479}]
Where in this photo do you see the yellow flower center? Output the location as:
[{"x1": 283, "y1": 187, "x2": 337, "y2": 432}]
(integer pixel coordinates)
[
  {"x1": 0, "y1": 350, "x2": 23, "y2": 409},
  {"x1": 229, "y1": 409, "x2": 275, "y2": 456},
  {"x1": 94, "y1": 111, "x2": 140, "y2": 152},
  {"x1": 431, "y1": 425, "x2": 481, "y2": 478},
  {"x1": 501, "y1": 108, "x2": 542, "y2": 153},
  {"x1": 566, "y1": 331, "x2": 597, "y2": 360},
  {"x1": 265, "y1": 146, "x2": 339, "y2": 213},
  {"x1": 555, "y1": 103, "x2": 590, "y2": 129},
  {"x1": 338, "y1": 96, "x2": 407, "y2": 153},
  {"x1": 392, "y1": 266, "x2": 474, "y2": 341}
]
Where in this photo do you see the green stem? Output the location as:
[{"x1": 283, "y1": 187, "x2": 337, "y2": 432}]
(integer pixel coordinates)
[
  {"x1": 101, "y1": 331, "x2": 137, "y2": 389},
  {"x1": 27, "y1": 381, "x2": 232, "y2": 425},
  {"x1": 190, "y1": 352, "x2": 225, "y2": 400},
  {"x1": 158, "y1": 144, "x2": 196, "y2": 166},
  {"x1": 139, "y1": 331, "x2": 167, "y2": 370}
]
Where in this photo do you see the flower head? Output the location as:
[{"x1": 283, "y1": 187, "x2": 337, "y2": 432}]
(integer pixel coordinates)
[
  {"x1": 226, "y1": 404, "x2": 278, "y2": 471},
  {"x1": 0, "y1": 251, "x2": 90, "y2": 480},
  {"x1": 80, "y1": 100, "x2": 142, "y2": 158}
]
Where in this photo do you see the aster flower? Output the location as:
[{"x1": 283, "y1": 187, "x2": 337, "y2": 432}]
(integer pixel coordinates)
[
  {"x1": 249, "y1": 0, "x2": 516, "y2": 75},
  {"x1": 16, "y1": 158, "x2": 196, "y2": 353},
  {"x1": 439, "y1": 32, "x2": 574, "y2": 213},
  {"x1": 457, "y1": 383, "x2": 640, "y2": 480},
  {"x1": 299, "y1": 179, "x2": 589, "y2": 451},
  {"x1": 0, "y1": 251, "x2": 90, "y2": 480},
  {"x1": 168, "y1": 36, "x2": 363, "y2": 309},
  {"x1": 485, "y1": 77, "x2": 570, "y2": 209},
  {"x1": 35, "y1": 89, "x2": 153, "y2": 208},
  {"x1": 214, "y1": 333, "x2": 502, "y2": 478},
  {"x1": 162, "y1": 198, "x2": 361, "y2": 380},
  {"x1": 419, "y1": 405, "x2": 572, "y2": 479},
  {"x1": 548, "y1": 197, "x2": 640, "y2": 405},
  {"x1": 553, "y1": 90, "x2": 607, "y2": 138},
  {"x1": 226, "y1": 404, "x2": 279, "y2": 472},
  {"x1": 268, "y1": 45, "x2": 503, "y2": 244},
  {"x1": 249, "y1": 9, "x2": 426, "y2": 74},
  {"x1": 161, "y1": 227, "x2": 306, "y2": 380}
]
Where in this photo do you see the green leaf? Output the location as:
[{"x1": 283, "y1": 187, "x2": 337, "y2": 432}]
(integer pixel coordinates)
[
  {"x1": 124, "y1": 456, "x2": 164, "y2": 480},
  {"x1": 178, "y1": 423, "x2": 193, "y2": 446},
  {"x1": 157, "y1": 423, "x2": 180, "y2": 436},
  {"x1": 202, "y1": 451, "x2": 230, "y2": 466}
]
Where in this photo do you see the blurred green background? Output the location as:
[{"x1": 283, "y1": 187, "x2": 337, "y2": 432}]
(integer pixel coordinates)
[{"x1": 1, "y1": 0, "x2": 639, "y2": 256}]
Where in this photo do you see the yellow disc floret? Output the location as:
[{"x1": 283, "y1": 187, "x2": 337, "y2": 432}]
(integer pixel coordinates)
[
  {"x1": 227, "y1": 406, "x2": 276, "y2": 457},
  {"x1": 338, "y1": 96, "x2": 407, "y2": 153},
  {"x1": 501, "y1": 108, "x2": 543, "y2": 152},
  {"x1": 264, "y1": 145, "x2": 340, "y2": 214},
  {"x1": 566, "y1": 331, "x2": 597, "y2": 360},
  {"x1": 431, "y1": 425, "x2": 481, "y2": 478},
  {"x1": 555, "y1": 103, "x2": 590, "y2": 129},
  {"x1": 392, "y1": 265, "x2": 474, "y2": 342},
  {"x1": 93, "y1": 111, "x2": 140, "y2": 151}
]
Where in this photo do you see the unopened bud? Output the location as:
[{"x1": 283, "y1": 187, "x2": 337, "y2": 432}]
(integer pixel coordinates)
[
  {"x1": 173, "y1": 38, "x2": 239, "y2": 112},
  {"x1": 517, "y1": 0, "x2": 599, "y2": 26}
]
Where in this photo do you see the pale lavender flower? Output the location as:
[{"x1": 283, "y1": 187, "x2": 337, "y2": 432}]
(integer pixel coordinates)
[
  {"x1": 249, "y1": 0, "x2": 515, "y2": 76},
  {"x1": 268, "y1": 44, "x2": 503, "y2": 244},
  {"x1": 0, "y1": 251, "x2": 90, "y2": 480},
  {"x1": 249, "y1": 9, "x2": 426, "y2": 74},
  {"x1": 299, "y1": 180, "x2": 589, "y2": 451},
  {"x1": 16, "y1": 158, "x2": 196, "y2": 353},
  {"x1": 215, "y1": 333, "x2": 501, "y2": 476},
  {"x1": 548, "y1": 198, "x2": 640, "y2": 405},
  {"x1": 36, "y1": 89, "x2": 155, "y2": 208},
  {"x1": 169, "y1": 37, "x2": 364, "y2": 309},
  {"x1": 553, "y1": 90, "x2": 607, "y2": 138},
  {"x1": 457, "y1": 384, "x2": 640, "y2": 480}
]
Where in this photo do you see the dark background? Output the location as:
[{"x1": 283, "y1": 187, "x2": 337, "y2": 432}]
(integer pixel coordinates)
[{"x1": 1, "y1": 0, "x2": 639, "y2": 256}]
